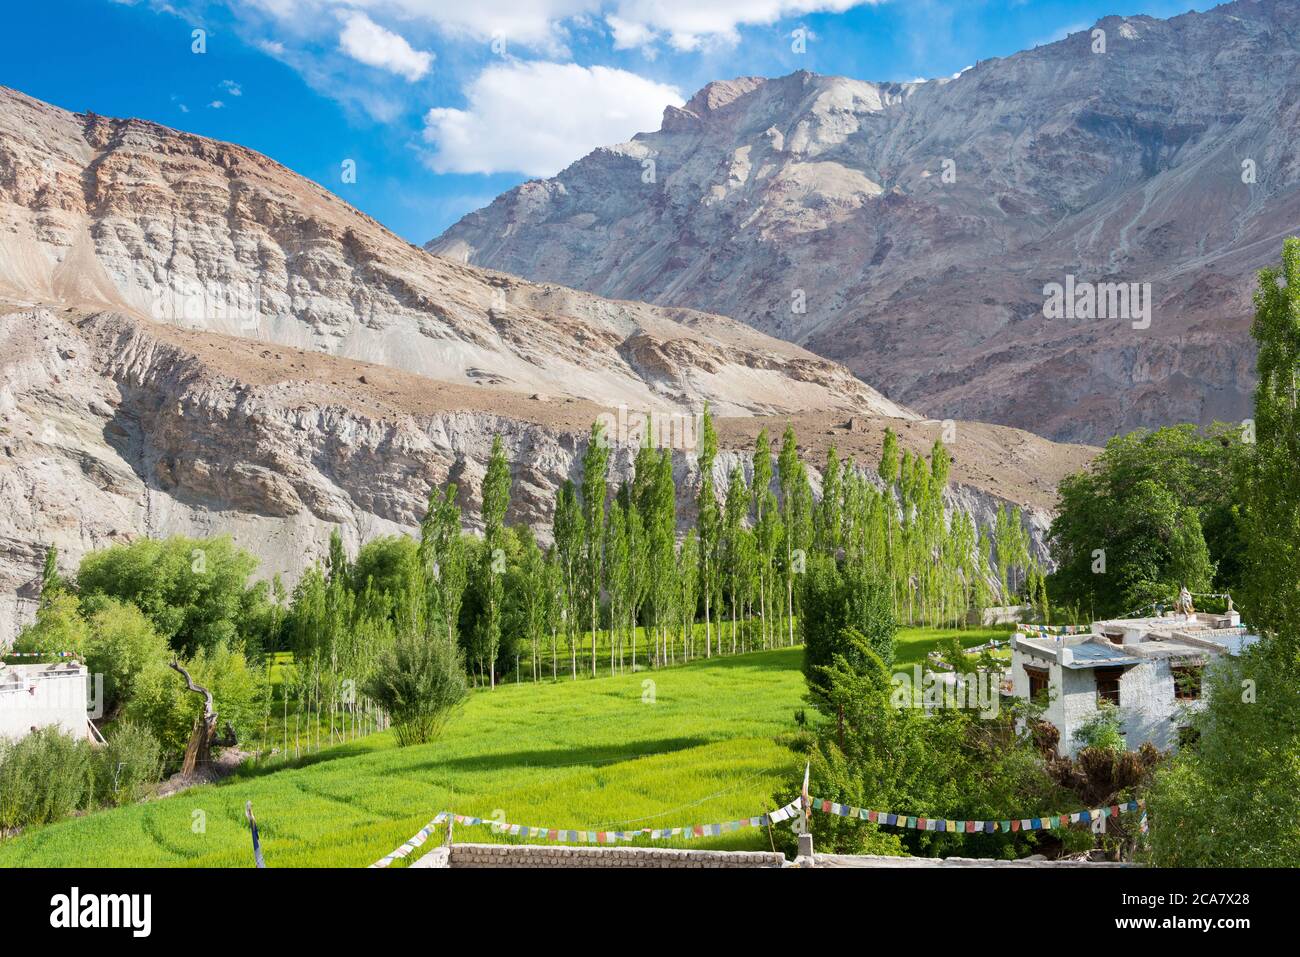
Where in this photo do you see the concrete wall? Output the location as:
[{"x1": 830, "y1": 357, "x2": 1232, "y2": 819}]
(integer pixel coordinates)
[
  {"x1": 1011, "y1": 640, "x2": 1198, "y2": 756},
  {"x1": 415, "y1": 844, "x2": 786, "y2": 868},
  {"x1": 0, "y1": 664, "x2": 89, "y2": 741}
]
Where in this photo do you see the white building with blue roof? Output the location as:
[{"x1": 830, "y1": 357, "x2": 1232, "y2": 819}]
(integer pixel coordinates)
[{"x1": 1010, "y1": 610, "x2": 1258, "y2": 757}]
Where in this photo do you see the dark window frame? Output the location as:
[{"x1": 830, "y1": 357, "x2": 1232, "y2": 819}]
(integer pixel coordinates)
[
  {"x1": 1171, "y1": 664, "x2": 1204, "y2": 701},
  {"x1": 1024, "y1": 664, "x2": 1050, "y2": 701},
  {"x1": 1094, "y1": 666, "x2": 1124, "y2": 705}
]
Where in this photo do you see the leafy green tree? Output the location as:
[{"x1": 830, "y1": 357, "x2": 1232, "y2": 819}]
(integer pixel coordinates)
[
  {"x1": 1148, "y1": 643, "x2": 1300, "y2": 866},
  {"x1": 76, "y1": 536, "x2": 267, "y2": 657},
  {"x1": 123, "y1": 642, "x2": 268, "y2": 767},
  {"x1": 10, "y1": 592, "x2": 90, "y2": 662},
  {"x1": 1239, "y1": 236, "x2": 1300, "y2": 641},
  {"x1": 697, "y1": 405, "x2": 721, "y2": 656},
  {"x1": 800, "y1": 554, "x2": 896, "y2": 714},
  {"x1": 552, "y1": 479, "x2": 584, "y2": 679},
  {"x1": 419, "y1": 485, "x2": 467, "y2": 653},
  {"x1": 1150, "y1": 238, "x2": 1300, "y2": 866},
  {"x1": 723, "y1": 464, "x2": 749, "y2": 653},
  {"x1": 580, "y1": 422, "x2": 609, "y2": 677},
  {"x1": 479, "y1": 435, "x2": 513, "y2": 687},
  {"x1": 1048, "y1": 425, "x2": 1243, "y2": 617},
  {"x1": 779, "y1": 629, "x2": 1062, "y2": 859},
  {"x1": 39, "y1": 544, "x2": 62, "y2": 606},
  {"x1": 79, "y1": 598, "x2": 171, "y2": 718},
  {"x1": 510, "y1": 526, "x2": 548, "y2": 681}
]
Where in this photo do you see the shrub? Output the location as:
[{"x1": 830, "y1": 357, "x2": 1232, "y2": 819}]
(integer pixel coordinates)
[
  {"x1": 0, "y1": 728, "x2": 95, "y2": 829},
  {"x1": 93, "y1": 721, "x2": 164, "y2": 807},
  {"x1": 8, "y1": 592, "x2": 90, "y2": 661},
  {"x1": 80, "y1": 598, "x2": 172, "y2": 718},
  {"x1": 362, "y1": 631, "x2": 467, "y2": 747}
]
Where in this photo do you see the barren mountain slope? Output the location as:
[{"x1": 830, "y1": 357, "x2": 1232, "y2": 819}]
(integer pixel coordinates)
[
  {"x1": 0, "y1": 84, "x2": 908, "y2": 421},
  {"x1": 432, "y1": 0, "x2": 1297, "y2": 443},
  {"x1": 0, "y1": 304, "x2": 1093, "y2": 644}
]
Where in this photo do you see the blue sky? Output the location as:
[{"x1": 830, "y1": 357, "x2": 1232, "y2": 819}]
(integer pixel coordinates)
[{"x1": 0, "y1": 0, "x2": 1216, "y2": 243}]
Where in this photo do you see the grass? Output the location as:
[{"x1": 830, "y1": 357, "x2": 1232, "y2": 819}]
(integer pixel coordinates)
[
  {"x1": 892, "y1": 625, "x2": 1015, "y2": 668},
  {"x1": 0, "y1": 648, "x2": 809, "y2": 867},
  {"x1": 0, "y1": 625, "x2": 1004, "y2": 868}
]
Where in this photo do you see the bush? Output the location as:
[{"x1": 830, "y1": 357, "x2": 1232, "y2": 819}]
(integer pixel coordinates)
[
  {"x1": 362, "y1": 631, "x2": 467, "y2": 747},
  {"x1": 92, "y1": 721, "x2": 164, "y2": 807},
  {"x1": 8, "y1": 592, "x2": 90, "y2": 661},
  {"x1": 0, "y1": 728, "x2": 95, "y2": 830},
  {"x1": 80, "y1": 598, "x2": 172, "y2": 718}
]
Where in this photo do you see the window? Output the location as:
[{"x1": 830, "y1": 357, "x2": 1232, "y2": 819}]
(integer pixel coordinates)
[
  {"x1": 1172, "y1": 665, "x2": 1204, "y2": 700},
  {"x1": 1024, "y1": 665, "x2": 1049, "y2": 701},
  {"x1": 1094, "y1": 667, "x2": 1124, "y2": 705}
]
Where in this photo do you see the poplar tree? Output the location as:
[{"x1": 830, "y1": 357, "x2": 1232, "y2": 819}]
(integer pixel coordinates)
[
  {"x1": 552, "y1": 479, "x2": 583, "y2": 679},
  {"x1": 723, "y1": 464, "x2": 749, "y2": 653},
  {"x1": 479, "y1": 435, "x2": 512, "y2": 687},
  {"x1": 580, "y1": 422, "x2": 609, "y2": 677},
  {"x1": 752, "y1": 430, "x2": 774, "y2": 646},
  {"x1": 696, "y1": 405, "x2": 720, "y2": 656}
]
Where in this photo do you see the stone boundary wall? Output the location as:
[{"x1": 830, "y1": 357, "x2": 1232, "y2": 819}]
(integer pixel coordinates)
[{"x1": 414, "y1": 844, "x2": 786, "y2": 868}]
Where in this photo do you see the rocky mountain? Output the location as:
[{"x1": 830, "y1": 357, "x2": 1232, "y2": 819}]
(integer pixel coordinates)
[
  {"x1": 0, "y1": 87, "x2": 1094, "y2": 643},
  {"x1": 0, "y1": 84, "x2": 907, "y2": 422},
  {"x1": 431, "y1": 0, "x2": 1297, "y2": 444}
]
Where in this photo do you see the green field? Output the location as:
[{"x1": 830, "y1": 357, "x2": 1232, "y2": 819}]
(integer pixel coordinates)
[
  {"x1": 0, "y1": 648, "x2": 808, "y2": 867},
  {"x1": 0, "y1": 627, "x2": 1011, "y2": 867}
]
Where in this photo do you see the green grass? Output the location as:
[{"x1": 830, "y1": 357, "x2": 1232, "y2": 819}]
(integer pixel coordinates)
[
  {"x1": 0, "y1": 626, "x2": 1001, "y2": 868},
  {"x1": 0, "y1": 648, "x2": 809, "y2": 867},
  {"x1": 892, "y1": 625, "x2": 1014, "y2": 669}
]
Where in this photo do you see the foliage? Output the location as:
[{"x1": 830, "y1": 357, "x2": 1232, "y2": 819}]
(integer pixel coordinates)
[
  {"x1": 75, "y1": 535, "x2": 269, "y2": 657},
  {"x1": 1071, "y1": 699, "x2": 1127, "y2": 753},
  {"x1": 361, "y1": 630, "x2": 468, "y2": 747},
  {"x1": 0, "y1": 728, "x2": 95, "y2": 830},
  {"x1": 10, "y1": 592, "x2": 90, "y2": 660},
  {"x1": 1048, "y1": 425, "x2": 1241, "y2": 618},
  {"x1": 800, "y1": 554, "x2": 896, "y2": 710},
  {"x1": 779, "y1": 630, "x2": 1063, "y2": 859},
  {"x1": 123, "y1": 642, "x2": 269, "y2": 764},
  {"x1": 93, "y1": 720, "x2": 164, "y2": 807},
  {"x1": 79, "y1": 598, "x2": 171, "y2": 718}
]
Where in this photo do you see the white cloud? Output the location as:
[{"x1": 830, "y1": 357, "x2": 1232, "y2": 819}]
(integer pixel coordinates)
[
  {"x1": 338, "y1": 12, "x2": 434, "y2": 81},
  {"x1": 604, "y1": 1, "x2": 874, "y2": 51},
  {"x1": 208, "y1": 100, "x2": 226, "y2": 109},
  {"x1": 422, "y1": 61, "x2": 682, "y2": 176},
  {"x1": 232, "y1": 1, "x2": 880, "y2": 53},
  {"x1": 220, "y1": 80, "x2": 243, "y2": 96}
]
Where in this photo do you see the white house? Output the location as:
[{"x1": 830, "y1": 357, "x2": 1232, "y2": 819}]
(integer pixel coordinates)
[
  {"x1": 0, "y1": 661, "x2": 93, "y2": 742},
  {"x1": 1010, "y1": 610, "x2": 1257, "y2": 757}
]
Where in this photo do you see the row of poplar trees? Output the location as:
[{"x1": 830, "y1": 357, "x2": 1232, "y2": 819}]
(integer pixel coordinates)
[{"x1": 285, "y1": 412, "x2": 1042, "y2": 689}]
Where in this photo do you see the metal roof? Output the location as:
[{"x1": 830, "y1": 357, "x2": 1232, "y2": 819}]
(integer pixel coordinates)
[{"x1": 1063, "y1": 643, "x2": 1142, "y2": 668}]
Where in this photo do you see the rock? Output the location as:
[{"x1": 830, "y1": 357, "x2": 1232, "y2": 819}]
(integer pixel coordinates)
[{"x1": 428, "y1": 2, "x2": 1296, "y2": 445}]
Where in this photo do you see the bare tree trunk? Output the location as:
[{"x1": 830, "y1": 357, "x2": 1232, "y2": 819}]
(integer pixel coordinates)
[{"x1": 170, "y1": 661, "x2": 236, "y2": 777}]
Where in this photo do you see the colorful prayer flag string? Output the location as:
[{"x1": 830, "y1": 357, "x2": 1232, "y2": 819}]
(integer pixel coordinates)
[
  {"x1": 808, "y1": 795, "x2": 1145, "y2": 833},
  {"x1": 367, "y1": 801, "x2": 804, "y2": 867}
]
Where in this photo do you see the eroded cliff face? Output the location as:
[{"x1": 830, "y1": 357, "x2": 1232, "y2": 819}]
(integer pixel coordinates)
[
  {"x1": 431, "y1": 0, "x2": 1294, "y2": 444},
  {"x1": 0, "y1": 306, "x2": 1093, "y2": 643},
  {"x1": 0, "y1": 81, "x2": 1100, "y2": 644},
  {"x1": 0, "y1": 84, "x2": 908, "y2": 422}
]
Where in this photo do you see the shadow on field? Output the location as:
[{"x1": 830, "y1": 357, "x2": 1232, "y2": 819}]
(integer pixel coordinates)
[{"x1": 402, "y1": 735, "x2": 715, "y2": 775}]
